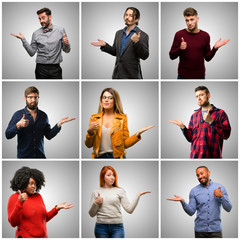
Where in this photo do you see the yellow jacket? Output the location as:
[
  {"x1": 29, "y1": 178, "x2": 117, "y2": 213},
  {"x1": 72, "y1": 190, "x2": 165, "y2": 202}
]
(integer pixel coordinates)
[{"x1": 85, "y1": 112, "x2": 141, "y2": 158}]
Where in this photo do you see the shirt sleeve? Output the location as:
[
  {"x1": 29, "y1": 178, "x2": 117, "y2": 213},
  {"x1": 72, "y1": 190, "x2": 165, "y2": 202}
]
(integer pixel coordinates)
[
  {"x1": 46, "y1": 206, "x2": 59, "y2": 222},
  {"x1": 169, "y1": 32, "x2": 181, "y2": 60},
  {"x1": 21, "y1": 32, "x2": 38, "y2": 57},
  {"x1": 89, "y1": 192, "x2": 100, "y2": 217},
  {"x1": 5, "y1": 112, "x2": 21, "y2": 139},
  {"x1": 100, "y1": 32, "x2": 117, "y2": 56},
  {"x1": 43, "y1": 114, "x2": 61, "y2": 140},
  {"x1": 62, "y1": 28, "x2": 71, "y2": 53},
  {"x1": 181, "y1": 189, "x2": 197, "y2": 216},
  {"x1": 181, "y1": 115, "x2": 194, "y2": 142},
  {"x1": 8, "y1": 194, "x2": 24, "y2": 227},
  {"x1": 119, "y1": 188, "x2": 140, "y2": 214},
  {"x1": 216, "y1": 185, "x2": 232, "y2": 212},
  {"x1": 85, "y1": 116, "x2": 97, "y2": 148},
  {"x1": 210, "y1": 110, "x2": 231, "y2": 140},
  {"x1": 132, "y1": 32, "x2": 149, "y2": 60},
  {"x1": 204, "y1": 34, "x2": 218, "y2": 62}
]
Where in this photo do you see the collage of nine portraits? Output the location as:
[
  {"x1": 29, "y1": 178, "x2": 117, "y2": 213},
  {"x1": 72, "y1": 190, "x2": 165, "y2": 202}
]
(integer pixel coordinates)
[{"x1": 1, "y1": 1, "x2": 239, "y2": 239}]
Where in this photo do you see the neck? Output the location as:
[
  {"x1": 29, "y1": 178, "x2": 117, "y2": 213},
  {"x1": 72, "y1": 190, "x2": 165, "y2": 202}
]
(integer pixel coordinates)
[
  {"x1": 201, "y1": 103, "x2": 212, "y2": 111},
  {"x1": 27, "y1": 107, "x2": 37, "y2": 114},
  {"x1": 205, "y1": 179, "x2": 211, "y2": 187},
  {"x1": 103, "y1": 184, "x2": 114, "y2": 188},
  {"x1": 186, "y1": 27, "x2": 200, "y2": 33},
  {"x1": 103, "y1": 109, "x2": 115, "y2": 116}
]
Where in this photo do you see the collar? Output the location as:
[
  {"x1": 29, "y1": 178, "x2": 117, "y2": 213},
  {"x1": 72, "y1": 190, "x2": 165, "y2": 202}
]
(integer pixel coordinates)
[
  {"x1": 24, "y1": 106, "x2": 39, "y2": 115},
  {"x1": 42, "y1": 24, "x2": 54, "y2": 33},
  {"x1": 194, "y1": 104, "x2": 219, "y2": 113},
  {"x1": 200, "y1": 179, "x2": 213, "y2": 188},
  {"x1": 123, "y1": 26, "x2": 137, "y2": 34},
  {"x1": 93, "y1": 112, "x2": 125, "y2": 119}
]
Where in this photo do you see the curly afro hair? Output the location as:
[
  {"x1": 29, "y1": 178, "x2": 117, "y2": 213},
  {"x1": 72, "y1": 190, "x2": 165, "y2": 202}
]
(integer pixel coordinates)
[{"x1": 10, "y1": 167, "x2": 45, "y2": 192}]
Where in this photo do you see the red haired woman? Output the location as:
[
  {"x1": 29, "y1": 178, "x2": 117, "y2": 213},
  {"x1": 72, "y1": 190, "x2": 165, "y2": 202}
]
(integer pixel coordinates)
[
  {"x1": 85, "y1": 88, "x2": 154, "y2": 158},
  {"x1": 89, "y1": 166, "x2": 151, "y2": 238}
]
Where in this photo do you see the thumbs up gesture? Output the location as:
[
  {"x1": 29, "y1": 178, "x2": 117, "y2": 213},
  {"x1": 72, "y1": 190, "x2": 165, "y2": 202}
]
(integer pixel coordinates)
[
  {"x1": 87, "y1": 117, "x2": 99, "y2": 135},
  {"x1": 18, "y1": 190, "x2": 28, "y2": 203},
  {"x1": 63, "y1": 33, "x2": 69, "y2": 45},
  {"x1": 94, "y1": 193, "x2": 103, "y2": 205},
  {"x1": 16, "y1": 114, "x2": 29, "y2": 129},
  {"x1": 180, "y1": 37, "x2": 187, "y2": 50},
  {"x1": 131, "y1": 32, "x2": 141, "y2": 43},
  {"x1": 203, "y1": 109, "x2": 214, "y2": 124},
  {"x1": 213, "y1": 186, "x2": 223, "y2": 198}
]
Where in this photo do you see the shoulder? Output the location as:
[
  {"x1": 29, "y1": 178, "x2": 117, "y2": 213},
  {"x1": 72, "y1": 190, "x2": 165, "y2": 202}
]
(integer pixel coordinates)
[
  {"x1": 9, "y1": 192, "x2": 19, "y2": 201},
  {"x1": 12, "y1": 108, "x2": 25, "y2": 116},
  {"x1": 33, "y1": 27, "x2": 43, "y2": 36},
  {"x1": 38, "y1": 109, "x2": 47, "y2": 117},
  {"x1": 175, "y1": 29, "x2": 186, "y2": 36},
  {"x1": 53, "y1": 25, "x2": 65, "y2": 32},
  {"x1": 91, "y1": 112, "x2": 103, "y2": 119},
  {"x1": 199, "y1": 29, "x2": 210, "y2": 37},
  {"x1": 190, "y1": 184, "x2": 201, "y2": 194},
  {"x1": 115, "y1": 113, "x2": 127, "y2": 120}
]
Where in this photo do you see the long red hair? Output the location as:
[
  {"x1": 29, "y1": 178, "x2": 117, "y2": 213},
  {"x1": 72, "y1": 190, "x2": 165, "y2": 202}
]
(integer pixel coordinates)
[{"x1": 99, "y1": 166, "x2": 119, "y2": 188}]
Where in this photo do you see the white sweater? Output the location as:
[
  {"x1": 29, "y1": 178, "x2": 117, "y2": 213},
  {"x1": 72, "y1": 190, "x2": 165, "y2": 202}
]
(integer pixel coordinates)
[{"x1": 89, "y1": 187, "x2": 140, "y2": 224}]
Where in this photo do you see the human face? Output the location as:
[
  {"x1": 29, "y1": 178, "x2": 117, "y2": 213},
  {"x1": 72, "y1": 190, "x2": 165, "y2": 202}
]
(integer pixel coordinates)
[
  {"x1": 104, "y1": 170, "x2": 115, "y2": 187},
  {"x1": 195, "y1": 90, "x2": 210, "y2": 107},
  {"x1": 185, "y1": 15, "x2": 199, "y2": 32},
  {"x1": 196, "y1": 168, "x2": 210, "y2": 186},
  {"x1": 124, "y1": 9, "x2": 138, "y2": 27},
  {"x1": 38, "y1": 12, "x2": 52, "y2": 28},
  {"x1": 102, "y1": 91, "x2": 115, "y2": 111},
  {"x1": 25, "y1": 178, "x2": 37, "y2": 195},
  {"x1": 25, "y1": 93, "x2": 39, "y2": 110}
]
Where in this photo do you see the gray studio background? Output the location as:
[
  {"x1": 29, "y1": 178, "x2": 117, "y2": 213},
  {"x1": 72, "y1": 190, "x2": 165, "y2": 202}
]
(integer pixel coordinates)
[
  {"x1": 82, "y1": 2, "x2": 159, "y2": 79},
  {"x1": 81, "y1": 81, "x2": 159, "y2": 158},
  {"x1": 3, "y1": 2, "x2": 79, "y2": 79},
  {"x1": 82, "y1": 161, "x2": 159, "y2": 238},
  {"x1": 2, "y1": 161, "x2": 79, "y2": 238},
  {"x1": 2, "y1": 82, "x2": 79, "y2": 158},
  {"x1": 161, "y1": 2, "x2": 238, "y2": 79},
  {"x1": 161, "y1": 161, "x2": 238, "y2": 238},
  {"x1": 161, "y1": 82, "x2": 238, "y2": 158}
]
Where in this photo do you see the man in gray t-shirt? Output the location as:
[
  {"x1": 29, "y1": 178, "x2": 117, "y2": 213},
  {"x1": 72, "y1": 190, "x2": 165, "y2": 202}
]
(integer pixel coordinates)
[{"x1": 11, "y1": 7, "x2": 71, "y2": 79}]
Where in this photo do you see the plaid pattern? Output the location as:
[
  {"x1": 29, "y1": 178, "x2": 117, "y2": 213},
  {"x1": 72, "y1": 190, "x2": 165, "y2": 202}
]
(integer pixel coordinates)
[{"x1": 182, "y1": 105, "x2": 231, "y2": 158}]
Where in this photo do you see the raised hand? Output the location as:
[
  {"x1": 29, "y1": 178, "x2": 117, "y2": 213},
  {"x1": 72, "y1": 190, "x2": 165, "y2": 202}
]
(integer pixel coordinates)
[
  {"x1": 16, "y1": 114, "x2": 29, "y2": 129},
  {"x1": 168, "y1": 120, "x2": 185, "y2": 129},
  {"x1": 138, "y1": 191, "x2": 152, "y2": 197},
  {"x1": 11, "y1": 32, "x2": 24, "y2": 40},
  {"x1": 203, "y1": 109, "x2": 213, "y2": 124},
  {"x1": 94, "y1": 193, "x2": 103, "y2": 205},
  {"x1": 18, "y1": 190, "x2": 28, "y2": 203},
  {"x1": 180, "y1": 37, "x2": 187, "y2": 50},
  {"x1": 214, "y1": 38, "x2": 230, "y2": 49},
  {"x1": 56, "y1": 202, "x2": 74, "y2": 210},
  {"x1": 136, "y1": 125, "x2": 155, "y2": 137},
  {"x1": 213, "y1": 186, "x2": 223, "y2": 198},
  {"x1": 62, "y1": 33, "x2": 69, "y2": 45},
  {"x1": 57, "y1": 117, "x2": 76, "y2": 128},
  {"x1": 167, "y1": 195, "x2": 184, "y2": 202},
  {"x1": 131, "y1": 32, "x2": 141, "y2": 43},
  {"x1": 87, "y1": 118, "x2": 99, "y2": 135},
  {"x1": 91, "y1": 39, "x2": 106, "y2": 47}
]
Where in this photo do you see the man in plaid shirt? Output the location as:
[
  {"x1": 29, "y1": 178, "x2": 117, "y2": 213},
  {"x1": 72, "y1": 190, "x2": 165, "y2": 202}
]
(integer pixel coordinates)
[{"x1": 169, "y1": 86, "x2": 231, "y2": 158}]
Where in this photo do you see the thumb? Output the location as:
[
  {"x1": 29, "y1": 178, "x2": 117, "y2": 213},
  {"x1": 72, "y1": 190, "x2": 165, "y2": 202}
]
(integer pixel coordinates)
[
  {"x1": 181, "y1": 37, "x2": 185, "y2": 42},
  {"x1": 90, "y1": 117, "x2": 94, "y2": 122},
  {"x1": 218, "y1": 38, "x2": 221, "y2": 42},
  {"x1": 18, "y1": 190, "x2": 21, "y2": 195},
  {"x1": 218, "y1": 186, "x2": 221, "y2": 190},
  {"x1": 138, "y1": 32, "x2": 141, "y2": 36},
  {"x1": 98, "y1": 193, "x2": 100, "y2": 197},
  {"x1": 63, "y1": 33, "x2": 66, "y2": 38},
  {"x1": 22, "y1": 114, "x2": 25, "y2": 119}
]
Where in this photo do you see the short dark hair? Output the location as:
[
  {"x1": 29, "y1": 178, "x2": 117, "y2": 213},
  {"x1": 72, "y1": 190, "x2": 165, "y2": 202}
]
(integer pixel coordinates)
[
  {"x1": 183, "y1": 7, "x2": 198, "y2": 17},
  {"x1": 124, "y1": 7, "x2": 140, "y2": 25},
  {"x1": 10, "y1": 167, "x2": 45, "y2": 192},
  {"x1": 24, "y1": 86, "x2": 39, "y2": 98},
  {"x1": 37, "y1": 7, "x2": 51, "y2": 16},
  {"x1": 196, "y1": 166, "x2": 209, "y2": 172},
  {"x1": 195, "y1": 86, "x2": 210, "y2": 95}
]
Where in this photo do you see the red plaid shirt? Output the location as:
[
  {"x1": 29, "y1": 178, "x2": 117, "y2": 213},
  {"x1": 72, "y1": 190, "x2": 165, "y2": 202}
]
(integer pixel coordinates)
[{"x1": 182, "y1": 105, "x2": 231, "y2": 158}]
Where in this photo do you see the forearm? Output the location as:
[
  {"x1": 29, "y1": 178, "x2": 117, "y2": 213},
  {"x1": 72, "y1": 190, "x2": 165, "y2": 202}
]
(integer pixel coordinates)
[
  {"x1": 8, "y1": 200, "x2": 23, "y2": 227},
  {"x1": 220, "y1": 195, "x2": 232, "y2": 212},
  {"x1": 122, "y1": 194, "x2": 140, "y2": 214},
  {"x1": 89, "y1": 202, "x2": 100, "y2": 217},
  {"x1": 181, "y1": 200, "x2": 195, "y2": 216},
  {"x1": 21, "y1": 38, "x2": 37, "y2": 57},
  {"x1": 204, "y1": 47, "x2": 218, "y2": 62},
  {"x1": 101, "y1": 43, "x2": 116, "y2": 56},
  {"x1": 124, "y1": 134, "x2": 141, "y2": 149},
  {"x1": 181, "y1": 127, "x2": 193, "y2": 142},
  {"x1": 44, "y1": 124, "x2": 61, "y2": 140},
  {"x1": 63, "y1": 43, "x2": 71, "y2": 53},
  {"x1": 210, "y1": 119, "x2": 231, "y2": 140},
  {"x1": 133, "y1": 36, "x2": 149, "y2": 60},
  {"x1": 46, "y1": 206, "x2": 59, "y2": 222}
]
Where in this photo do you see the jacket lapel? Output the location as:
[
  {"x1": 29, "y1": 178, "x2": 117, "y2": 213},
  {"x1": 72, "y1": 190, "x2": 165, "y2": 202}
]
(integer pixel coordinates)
[
  {"x1": 121, "y1": 27, "x2": 139, "y2": 56},
  {"x1": 111, "y1": 113, "x2": 123, "y2": 135}
]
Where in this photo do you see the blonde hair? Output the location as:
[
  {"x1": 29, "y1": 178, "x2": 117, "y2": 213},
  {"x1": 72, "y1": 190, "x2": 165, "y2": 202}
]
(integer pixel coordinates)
[{"x1": 98, "y1": 88, "x2": 124, "y2": 114}]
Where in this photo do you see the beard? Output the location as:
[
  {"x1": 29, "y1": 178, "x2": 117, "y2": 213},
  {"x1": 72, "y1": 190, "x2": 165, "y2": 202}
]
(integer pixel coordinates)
[
  {"x1": 199, "y1": 175, "x2": 209, "y2": 185},
  {"x1": 41, "y1": 18, "x2": 51, "y2": 28},
  {"x1": 26, "y1": 101, "x2": 38, "y2": 110},
  {"x1": 198, "y1": 96, "x2": 210, "y2": 107}
]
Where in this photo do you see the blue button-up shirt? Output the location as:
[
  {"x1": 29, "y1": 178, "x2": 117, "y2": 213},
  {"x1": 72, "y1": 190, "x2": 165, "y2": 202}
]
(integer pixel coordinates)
[
  {"x1": 120, "y1": 26, "x2": 137, "y2": 56},
  {"x1": 5, "y1": 107, "x2": 61, "y2": 158},
  {"x1": 181, "y1": 180, "x2": 232, "y2": 232}
]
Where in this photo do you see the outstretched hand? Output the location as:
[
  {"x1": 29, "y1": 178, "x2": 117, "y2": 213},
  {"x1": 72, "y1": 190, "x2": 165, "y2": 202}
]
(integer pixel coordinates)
[
  {"x1": 56, "y1": 202, "x2": 74, "y2": 210},
  {"x1": 168, "y1": 120, "x2": 185, "y2": 129},
  {"x1": 11, "y1": 33, "x2": 24, "y2": 40},
  {"x1": 91, "y1": 39, "x2": 106, "y2": 47},
  {"x1": 57, "y1": 117, "x2": 76, "y2": 128},
  {"x1": 138, "y1": 191, "x2": 152, "y2": 197},
  {"x1": 214, "y1": 38, "x2": 230, "y2": 49},
  {"x1": 136, "y1": 125, "x2": 155, "y2": 137},
  {"x1": 167, "y1": 195, "x2": 184, "y2": 202}
]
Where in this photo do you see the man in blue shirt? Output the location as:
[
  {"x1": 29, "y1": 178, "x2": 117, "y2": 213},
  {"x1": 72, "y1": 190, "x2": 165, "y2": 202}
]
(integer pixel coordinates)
[
  {"x1": 5, "y1": 86, "x2": 75, "y2": 158},
  {"x1": 91, "y1": 7, "x2": 149, "y2": 79},
  {"x1": 167, "y1": 166, "x2": 232, "y2": 238}
]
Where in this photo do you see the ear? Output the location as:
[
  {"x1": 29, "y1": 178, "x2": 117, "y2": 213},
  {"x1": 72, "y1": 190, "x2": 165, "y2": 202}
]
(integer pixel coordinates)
[
  {"x1": 208, "y1": 93, "x2": 211, "y2": 99},
  {"x1": 49, "y1": 15, "x2": 52, "y2": 21},
  {"x1": 135, "y1": 18, "x2": 139, "y2": 24},
  {"x1": 24, "y1": 97, "x2": 26, "y2": 101}
]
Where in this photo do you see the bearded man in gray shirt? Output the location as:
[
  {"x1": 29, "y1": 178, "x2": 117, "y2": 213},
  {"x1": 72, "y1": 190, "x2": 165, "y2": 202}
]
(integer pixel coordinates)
[{"x1": 11, "y1": 7, "x2": 70, "y2": 79}]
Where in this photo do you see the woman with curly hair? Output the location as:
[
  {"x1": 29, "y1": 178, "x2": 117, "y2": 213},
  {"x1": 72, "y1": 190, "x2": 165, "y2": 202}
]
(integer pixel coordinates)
[
  {"x1": 89, "y1": 166, "x2": 151, "y2": 238},
  {"x1": 7, "y1": 166, "x2": 74, "y2": 238},
  {"x1": 85, "y1": 88, "x2": 154, "y2": 158}
]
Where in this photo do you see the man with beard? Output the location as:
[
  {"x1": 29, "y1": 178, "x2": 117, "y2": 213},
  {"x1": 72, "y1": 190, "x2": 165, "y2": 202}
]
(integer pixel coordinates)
[
  {"x1": 169, "y1": 7, "x2": 229, "y2": 79},
  {"x1": 11, "y1": 8, "x2": 70, "y2": 79},
  {"x1": 91, "y1": 7, "x2": 149, "y2": 79},
  {"x1": 168, "y1": 86, "x2": 231, "y2": 158},
  {"x1": 167, "y1": 166, "x2": 232, "y2": 238},
  {"x1": 5, "y1": 86, "x2": 75, "y2": 158}
]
